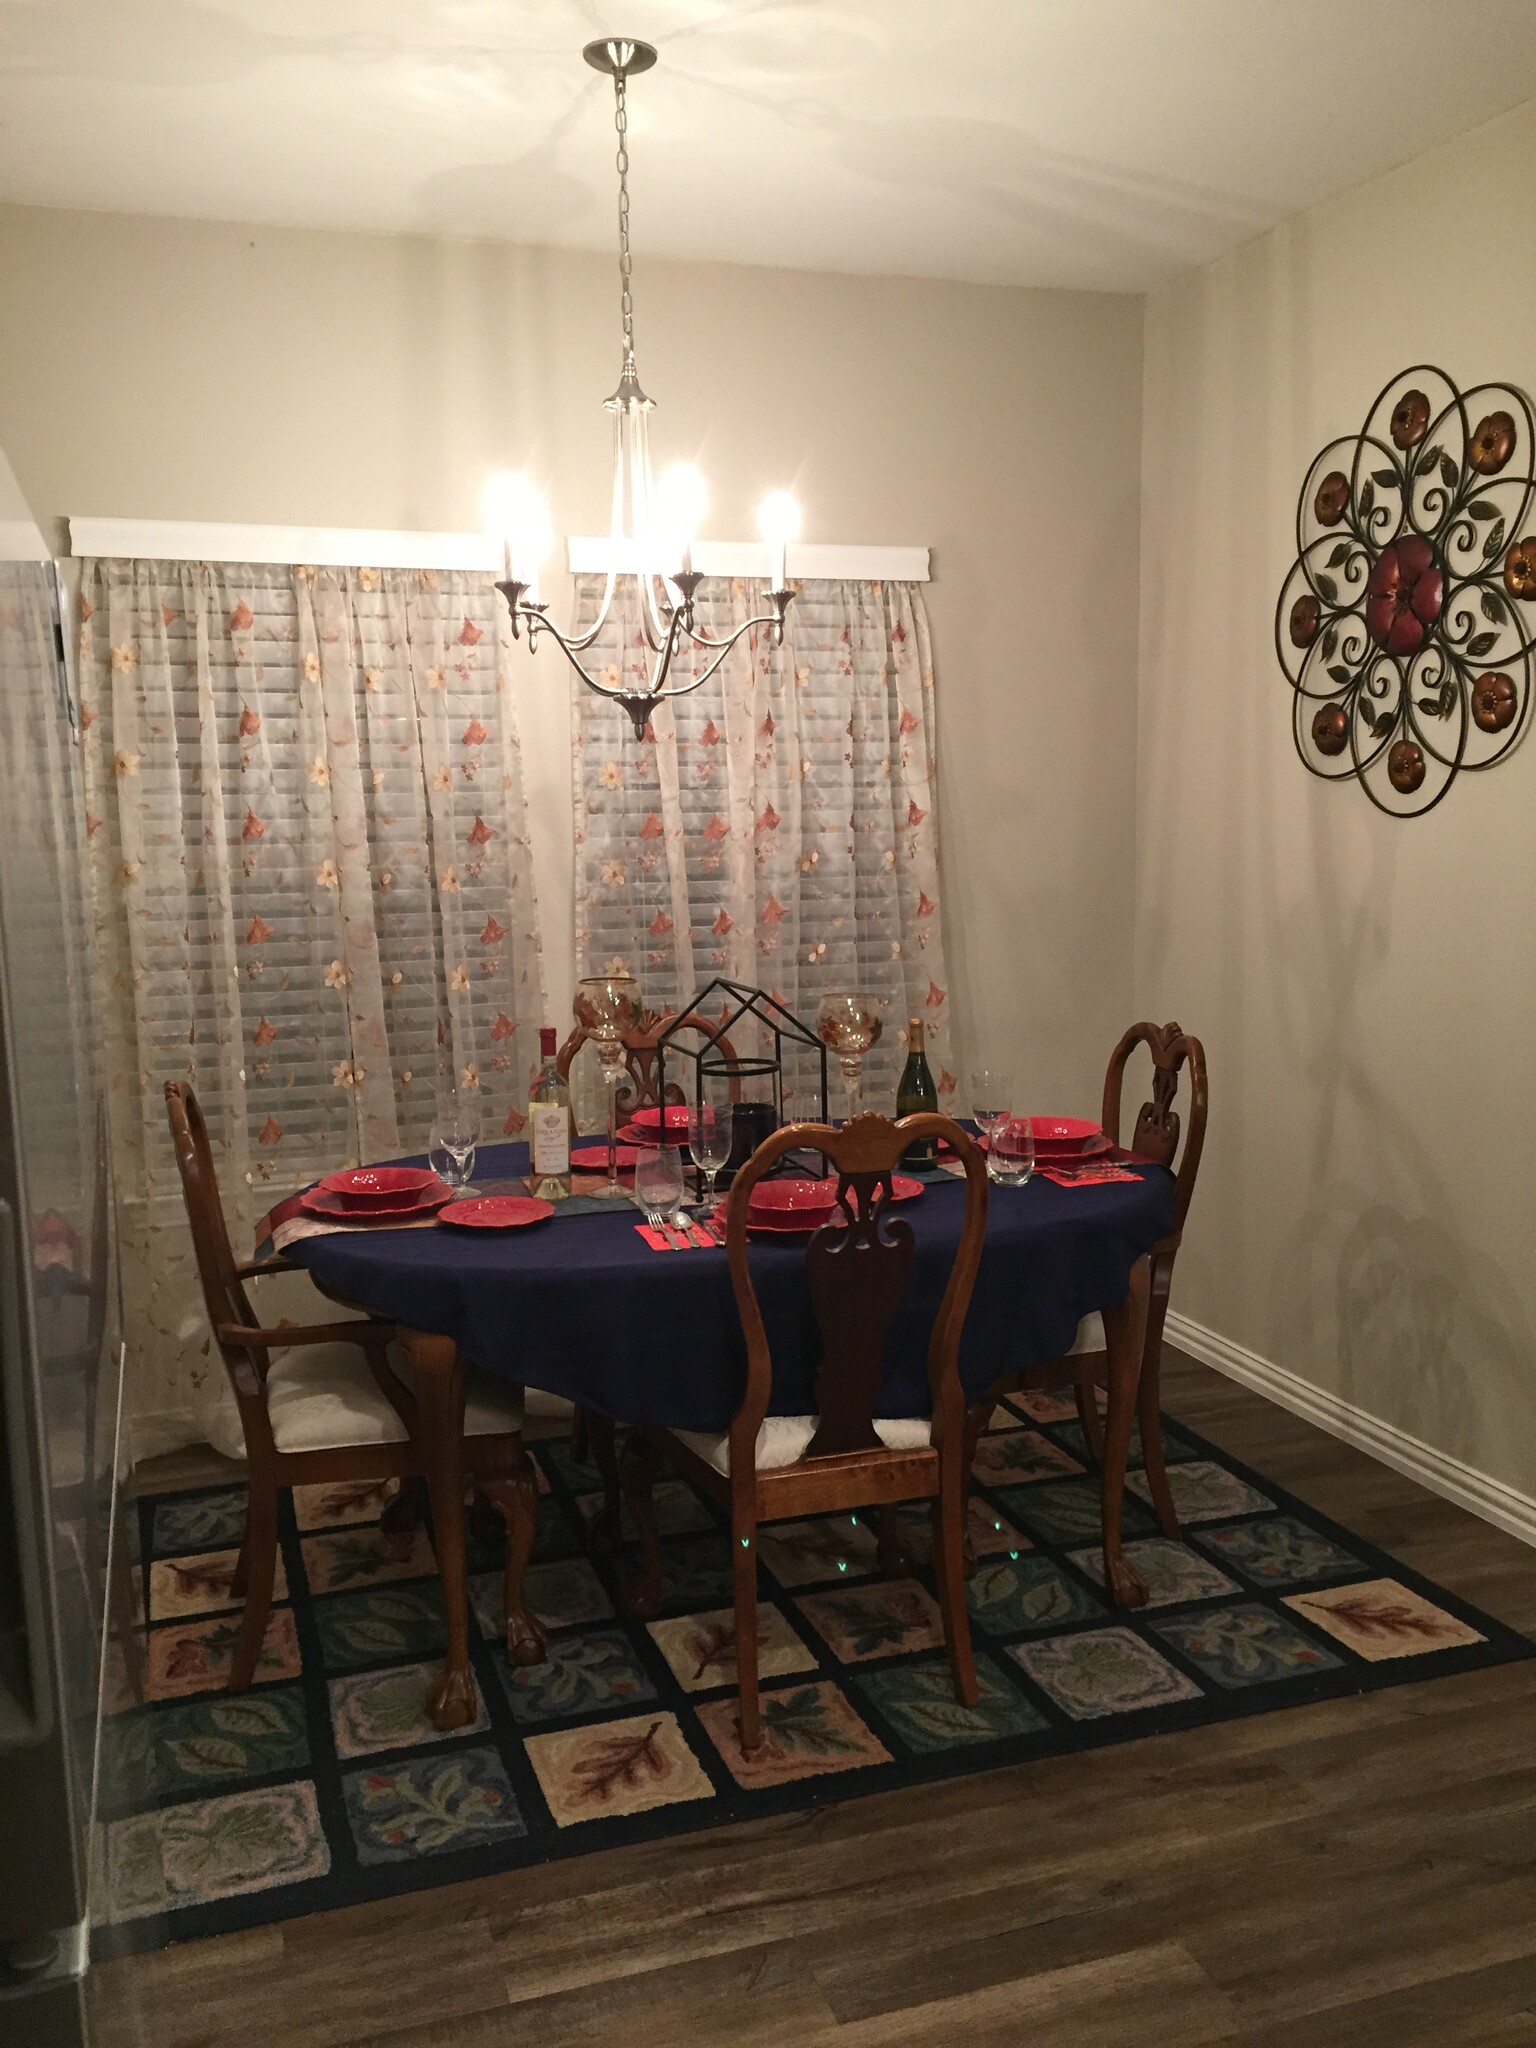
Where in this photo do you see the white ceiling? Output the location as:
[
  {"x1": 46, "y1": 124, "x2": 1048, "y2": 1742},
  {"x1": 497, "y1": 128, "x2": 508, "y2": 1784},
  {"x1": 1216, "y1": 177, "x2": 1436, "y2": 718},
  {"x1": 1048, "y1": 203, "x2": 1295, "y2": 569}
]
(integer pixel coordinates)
[{"x1": 3, "y1": 0, "x2": 1535, "y2": 292}]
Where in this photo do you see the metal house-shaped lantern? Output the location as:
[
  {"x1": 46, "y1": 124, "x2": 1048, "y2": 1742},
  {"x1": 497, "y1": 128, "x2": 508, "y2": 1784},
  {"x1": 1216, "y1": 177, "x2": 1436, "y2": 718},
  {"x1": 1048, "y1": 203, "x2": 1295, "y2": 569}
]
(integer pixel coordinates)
[{"x1": 655, "y1": 980, "x2": 830, "y2": 1188}]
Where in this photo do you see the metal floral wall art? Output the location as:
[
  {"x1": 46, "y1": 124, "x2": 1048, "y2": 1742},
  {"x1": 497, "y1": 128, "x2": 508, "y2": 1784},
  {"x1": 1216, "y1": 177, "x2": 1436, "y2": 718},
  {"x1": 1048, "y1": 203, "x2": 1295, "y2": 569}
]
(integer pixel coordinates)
[{"x1": 1275, "y1": 365, "x2": 1535, "y2": 816}]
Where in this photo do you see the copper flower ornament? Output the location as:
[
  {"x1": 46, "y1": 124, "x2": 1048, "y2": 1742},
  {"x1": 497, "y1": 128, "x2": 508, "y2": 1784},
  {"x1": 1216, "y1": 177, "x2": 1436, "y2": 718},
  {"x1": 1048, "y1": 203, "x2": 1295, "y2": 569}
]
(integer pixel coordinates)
[
  {"x1": 1311, "y1": 704, "x2": 1348, "y2": 755},
  {"x1": 1387, "y1": 739, "x2": 1425, "y2": 793},
  {"x1": 1275, "y1": 366, "x2": 1535, "y2": 815},
  {"x1": 1314, "y1": 471, "x2": 1351, "y2": 525},
  {"x1": 1390, "y1": 389, "x2": 1430, "y2": 448},
  {"x1": 1503, "y1": 537, "x2": 1536, "y2": 600},
  {"x1": 1469, "y1": 411, "x2": 1516, "y2": 475},
  {"x1": 1472, "y1": 673, "x2": 1516, "y2": 732},
  {"x1": 1289, "y1": 594, "x2": 1321, "y2": 647}
]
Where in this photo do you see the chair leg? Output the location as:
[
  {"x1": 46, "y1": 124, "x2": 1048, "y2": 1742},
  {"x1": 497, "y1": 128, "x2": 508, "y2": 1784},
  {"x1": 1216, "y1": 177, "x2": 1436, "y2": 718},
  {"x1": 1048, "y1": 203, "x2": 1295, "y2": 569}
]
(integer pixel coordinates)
[
  {"x1": 733, "y1": 1505, "x2": 762, "y2": 1754},
  {"x1": 570, "y1": 1403, "x2": 590, "y2": 1464},
  {"x1": 1075, "y1": 1371, "x2": 1106, "y2": 1463},
  {"x1": 959, "y1": 1397, "x2": 991, "y2": 1579},
  {"x1": 931, "y1": 1479, "x2": 978, "y2": 1709},
  {"x1": 586, "y1": 1412, "x2": 623, "y2": 1553},
  {"x1": 379, "y1": 1475, "x2": 424, "y2": 1561},
  {"x1": 479, "y1": 1467, "x2": 548, "y2": 1668},
  {"x1": 1100, "y1": 1261, "x2": 1151, "y2": 1609},
  {"x1": 227, "y1": 1479, "x2": 278, "y2": 1692},
  {"x1": 619, "y1": 1433, "x2": 664, "y2": 1620},
  {"x1": 1137, "y1": 1288, "x2": 1180, "y2": 1539},
  {"x1": 876, "y1": 1505, "x2": 913, "y2": 1579},
  {"x1": 229, "y1": 1523, "x2": 250, "y2": 1600},
  {"x1": 467, "y1": 1485, "x2": 504, "y2": 1551}
]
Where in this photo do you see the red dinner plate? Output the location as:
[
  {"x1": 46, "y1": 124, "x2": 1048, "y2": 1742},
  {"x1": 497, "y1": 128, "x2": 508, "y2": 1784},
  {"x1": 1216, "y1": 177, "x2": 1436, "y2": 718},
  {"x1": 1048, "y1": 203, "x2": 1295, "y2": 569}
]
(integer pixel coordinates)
[
  {"x1": 438, "y1": 1195, "x2": 555, "y2": 1231},
  {"x1": 317, "y1": 1164, "x2": 438, "y2": 1210},
  {"x1": 300, "y1": 1182, "x2": 454, "y2": 1224},
  {"x1": 571, "y1": 1142, "x2": 642, "y2": 1171},
  {"x1": 617, "y1": 1121, "x2": 689, "y2": 1147}
]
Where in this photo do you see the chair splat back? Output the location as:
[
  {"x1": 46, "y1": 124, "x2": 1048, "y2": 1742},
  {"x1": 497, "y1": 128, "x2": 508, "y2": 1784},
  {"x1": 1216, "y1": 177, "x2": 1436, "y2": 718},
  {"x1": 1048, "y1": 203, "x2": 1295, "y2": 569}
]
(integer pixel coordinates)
[
  {"x1": 806, "y1": 1168, "x2": 916, "y2": 1458},
  {"x1": 1100, "y1": 1022, "x2": 1208, "y2": 1239},
  {"x1": 557, "y1": 1007, "x2": 741, "y2": 1122},
  {"x1": 724, "y1": 1112, "x2": 988, "y2": 1468},
  {"x1": 164, "y1": 1080, "x2": 256, "y2": 1340}
]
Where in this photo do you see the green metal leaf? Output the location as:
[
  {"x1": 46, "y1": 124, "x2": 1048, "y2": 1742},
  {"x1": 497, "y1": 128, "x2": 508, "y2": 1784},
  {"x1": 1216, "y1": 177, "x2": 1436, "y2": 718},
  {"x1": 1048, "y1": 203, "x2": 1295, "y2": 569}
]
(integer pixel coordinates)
[
  {"x1": 1327, "y1": 664, "x2": 1354, "y2": 685},
  {"x1": 1484, "y1": 519, "x2": 1507, "y2": 560},
  {"x1": 1466, "y1": 631, "x2": 1497, "y2": 658},
  {"x1": 1326, "y1": 541, "x2": 1350, "y2": 567},
  {"x1": 1481, "y1": 588, "x2": 1506, "y2": 624},
  {"x1": 1468, "y1": 499, "x2": 1500, "y2": 521},
  {"x1": 1316, "y1": 573, "x2": 1338, "y2": 603},
  {"x1": 1371, "y1": 468, "x2": 1400, "y2": 488},
  {"x1": 1439, "y1": 451, "x2": 1459, "y2": 489},
  {"x1": 1321, "y1": 625, "x2": 1338, "y2": 660}
]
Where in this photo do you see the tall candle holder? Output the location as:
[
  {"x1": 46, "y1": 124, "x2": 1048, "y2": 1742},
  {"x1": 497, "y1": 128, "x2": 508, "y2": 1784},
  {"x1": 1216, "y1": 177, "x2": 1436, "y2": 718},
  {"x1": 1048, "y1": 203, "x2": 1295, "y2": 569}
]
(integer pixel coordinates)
[{"x1": 573, "y1": 973, "x2": 642, "y2": 1197}]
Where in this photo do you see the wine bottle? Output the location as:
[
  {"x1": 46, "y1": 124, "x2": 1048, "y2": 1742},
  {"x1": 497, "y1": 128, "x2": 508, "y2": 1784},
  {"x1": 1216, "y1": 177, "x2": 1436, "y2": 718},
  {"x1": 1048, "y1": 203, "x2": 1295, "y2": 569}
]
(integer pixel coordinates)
[
  {"x1": 527, "y1": 1026, "x2": 572, "y2": 1200},
  {"x1": 896, "y1": 1015, "x2": 938, "y2": 1168}
]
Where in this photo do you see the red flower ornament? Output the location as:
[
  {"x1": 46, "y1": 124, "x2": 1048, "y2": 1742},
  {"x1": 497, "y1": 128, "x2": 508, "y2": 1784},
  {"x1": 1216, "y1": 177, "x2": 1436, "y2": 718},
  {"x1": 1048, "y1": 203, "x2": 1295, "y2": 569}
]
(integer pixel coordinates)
[{"x1": 1366, "y1": 537, "x2": 1443, "y2": 654}]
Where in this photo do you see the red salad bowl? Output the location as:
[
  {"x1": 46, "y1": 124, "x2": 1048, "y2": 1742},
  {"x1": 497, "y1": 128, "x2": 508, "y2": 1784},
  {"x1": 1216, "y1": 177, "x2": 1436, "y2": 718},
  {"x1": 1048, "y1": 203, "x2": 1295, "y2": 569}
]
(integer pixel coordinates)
[
  {"x1": 628, "y1": 1105, "x2": 692, "y2": 1137},
  {"x1": 1026, "y1": 1117, "x2": 1106, "y2": 1155},
  {"x1": 317, "y1": 1165, "x2": 439, "y2": 1211},
  {"x1": 748, "y1": 1177, "x2": 838, "y2": 1226}
]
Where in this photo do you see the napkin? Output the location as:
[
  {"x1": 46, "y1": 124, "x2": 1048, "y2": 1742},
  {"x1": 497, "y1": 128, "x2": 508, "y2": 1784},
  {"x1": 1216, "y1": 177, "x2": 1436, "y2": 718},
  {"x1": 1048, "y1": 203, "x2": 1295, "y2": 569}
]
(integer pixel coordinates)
[{"x1": 1037, "y1": 1164, "x2": 1144, "y2": 1187}]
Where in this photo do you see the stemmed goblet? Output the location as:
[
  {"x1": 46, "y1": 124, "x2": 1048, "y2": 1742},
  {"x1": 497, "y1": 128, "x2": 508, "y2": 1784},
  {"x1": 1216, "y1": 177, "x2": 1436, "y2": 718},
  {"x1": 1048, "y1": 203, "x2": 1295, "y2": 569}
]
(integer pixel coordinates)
[
  {"x1": 814, "y1": 992, "x2": 886, "y2": 1121},
  {"x1": 574, "y1": 972, "x2": 642, "y2": 1197}
]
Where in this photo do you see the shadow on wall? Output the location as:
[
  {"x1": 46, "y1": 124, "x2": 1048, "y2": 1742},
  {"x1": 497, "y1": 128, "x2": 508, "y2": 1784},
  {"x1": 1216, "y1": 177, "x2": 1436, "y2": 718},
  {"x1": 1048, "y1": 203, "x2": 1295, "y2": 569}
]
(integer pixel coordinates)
[{"x1": 1266, "y1": 773, "x2": 1533, "y2": 1485}]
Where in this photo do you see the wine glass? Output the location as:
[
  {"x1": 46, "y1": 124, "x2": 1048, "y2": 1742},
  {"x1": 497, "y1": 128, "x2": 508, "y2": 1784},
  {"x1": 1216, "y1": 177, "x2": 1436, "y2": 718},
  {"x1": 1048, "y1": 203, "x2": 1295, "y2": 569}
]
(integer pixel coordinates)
[
  {"x1": 686, "y1": 1087, "x2": 733, "y2": 1218},
  {"x1": 970, "y1": 1068, "x2": 1013, "y2": 1148},
  {"x1": 429, "y1": 1091, "x2": 480, "y2": 1193},
  {"x1": 634, "y1": 1143, "x2": 684, "y2": 1228},
  {"x1": 814, "y1": 992, "x2": 885, "y2": 1121},
  {"x1": 574, "y1": 972, "x2": 641, "y2": 1197}
]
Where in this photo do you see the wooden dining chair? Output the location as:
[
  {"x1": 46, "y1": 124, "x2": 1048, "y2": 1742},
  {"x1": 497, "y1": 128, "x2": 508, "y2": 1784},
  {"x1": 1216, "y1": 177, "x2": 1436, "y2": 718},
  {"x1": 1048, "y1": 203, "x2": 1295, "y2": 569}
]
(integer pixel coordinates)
[
  {"x1": 556, "y1": 1003, "x2": 743, "y2": 1127},
  {"x1": 164, "y1": 1081, "x2": 547, "y2": 1686},
  {"x1": 621, "y1": 1111, "x2": 989, "y2": 1754},
  {"x1": 963, "y1": 1021, "x2": 1207, "y2": 1548}
]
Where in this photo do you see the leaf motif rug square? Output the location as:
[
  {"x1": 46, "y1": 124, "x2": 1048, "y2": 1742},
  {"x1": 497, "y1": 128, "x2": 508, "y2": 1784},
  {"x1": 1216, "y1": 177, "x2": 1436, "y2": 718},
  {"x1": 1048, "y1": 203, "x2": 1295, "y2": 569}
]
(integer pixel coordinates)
[{"x1": 97, "y1": 1403, "x2": 1533, "y2": 1955}]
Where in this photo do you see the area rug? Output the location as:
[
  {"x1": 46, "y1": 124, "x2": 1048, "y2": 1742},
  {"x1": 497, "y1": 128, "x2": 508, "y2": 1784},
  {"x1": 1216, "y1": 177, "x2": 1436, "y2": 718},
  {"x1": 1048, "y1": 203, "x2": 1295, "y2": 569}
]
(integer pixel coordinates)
[{"x1": 96, "y1": 1395, "x2": 1533, "y2": 1954}]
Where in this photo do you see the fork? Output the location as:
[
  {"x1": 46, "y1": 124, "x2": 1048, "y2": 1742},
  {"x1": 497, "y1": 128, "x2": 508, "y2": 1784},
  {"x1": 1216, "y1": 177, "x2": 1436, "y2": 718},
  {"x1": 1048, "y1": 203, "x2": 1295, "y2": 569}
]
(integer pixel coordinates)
[{"x1": 644, "y1": 1205, "x2": 683, "y2": 1249}]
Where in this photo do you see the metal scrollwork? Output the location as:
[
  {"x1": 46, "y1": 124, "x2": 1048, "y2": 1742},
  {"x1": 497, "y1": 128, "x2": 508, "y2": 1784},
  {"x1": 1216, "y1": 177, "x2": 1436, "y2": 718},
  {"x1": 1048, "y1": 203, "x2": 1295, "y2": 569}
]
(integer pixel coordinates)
[{"x1": 1275, "y1": 365, "x2": 1536, "y2": 816}]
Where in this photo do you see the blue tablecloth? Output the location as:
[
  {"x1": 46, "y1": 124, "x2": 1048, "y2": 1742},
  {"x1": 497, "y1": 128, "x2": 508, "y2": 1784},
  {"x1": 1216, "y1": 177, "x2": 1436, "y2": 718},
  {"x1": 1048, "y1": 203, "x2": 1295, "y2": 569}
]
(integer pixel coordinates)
[{"x1": 282, "y1": 1141, "x2": 1175, "y2": 1433}]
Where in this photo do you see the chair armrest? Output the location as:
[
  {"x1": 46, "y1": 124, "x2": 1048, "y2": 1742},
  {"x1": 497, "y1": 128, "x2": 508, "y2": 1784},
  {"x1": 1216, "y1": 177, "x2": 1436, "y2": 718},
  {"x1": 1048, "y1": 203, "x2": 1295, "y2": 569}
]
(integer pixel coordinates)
[
  {"x1": 216, "y1": 1318, "x2": 395, "y2": 1351},
  {"x1": 236, "y1": 1258, "x2": 296, "y2": 1280}
]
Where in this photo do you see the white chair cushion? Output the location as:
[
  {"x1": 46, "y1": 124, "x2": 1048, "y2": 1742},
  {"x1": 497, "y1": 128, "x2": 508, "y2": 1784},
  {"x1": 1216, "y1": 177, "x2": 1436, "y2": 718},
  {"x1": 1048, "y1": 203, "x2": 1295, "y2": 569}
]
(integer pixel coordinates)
[
  {"x1": 265, "y1": 1341, "x2": 411, "y2": 1456},
  {"x1": 673, "y1": 1413, "x2": 931, "y2": 1478},
  {"x1": 203, "y1": 1341, "x2": 525, "y2": 1461},
  {"x1": 1069, "y1": 1312, "x2": 1106, "y2": 1356},
  {"x1": 386, "y1": 1347, "x2": 525, "y2": 1437}
]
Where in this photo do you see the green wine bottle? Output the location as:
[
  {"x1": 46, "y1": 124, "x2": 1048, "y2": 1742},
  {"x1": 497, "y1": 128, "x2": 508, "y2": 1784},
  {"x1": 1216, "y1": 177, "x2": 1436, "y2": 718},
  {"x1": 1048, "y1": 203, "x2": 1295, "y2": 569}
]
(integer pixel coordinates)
[{"x1": 896, "y1": 1015, "x2": 938, "y2": 1168}]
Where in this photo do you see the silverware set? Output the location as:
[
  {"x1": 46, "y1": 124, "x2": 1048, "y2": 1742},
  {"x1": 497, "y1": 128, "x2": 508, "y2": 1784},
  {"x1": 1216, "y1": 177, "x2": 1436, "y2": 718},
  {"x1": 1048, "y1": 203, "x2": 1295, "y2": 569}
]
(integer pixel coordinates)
[{"x1": 642, "y1": 1206, "x2": 723, "y2": 1249}]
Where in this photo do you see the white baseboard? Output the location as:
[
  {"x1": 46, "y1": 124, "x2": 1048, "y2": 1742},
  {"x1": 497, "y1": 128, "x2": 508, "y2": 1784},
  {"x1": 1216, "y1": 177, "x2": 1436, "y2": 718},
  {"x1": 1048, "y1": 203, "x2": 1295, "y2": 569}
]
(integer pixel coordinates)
[{"x1": 1164, "y1": 1310, "x2": 1536, "y2": 1550}]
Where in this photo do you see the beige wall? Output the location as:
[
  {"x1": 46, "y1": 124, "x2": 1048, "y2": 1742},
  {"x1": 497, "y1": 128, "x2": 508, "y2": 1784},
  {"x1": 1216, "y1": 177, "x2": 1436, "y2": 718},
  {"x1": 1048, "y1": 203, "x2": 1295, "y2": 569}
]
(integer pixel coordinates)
[
  {"x1": 0, "y1": 204, "x2": 1144, "y2": 1118},
  {"x1": 1137, "y1": 99, "x2": 1536, "y2": 1504}
]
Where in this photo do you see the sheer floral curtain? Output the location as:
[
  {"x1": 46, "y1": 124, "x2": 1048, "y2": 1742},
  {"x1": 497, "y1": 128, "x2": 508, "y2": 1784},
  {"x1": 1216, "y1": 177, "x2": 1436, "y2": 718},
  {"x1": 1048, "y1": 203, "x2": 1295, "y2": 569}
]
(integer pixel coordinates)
[
  {"x1": 573, "y1": 576, "x2": 952, "y2": 1111},
  {"x1": 79, "y1": 559, "x2": 545, "y2": 1451}
]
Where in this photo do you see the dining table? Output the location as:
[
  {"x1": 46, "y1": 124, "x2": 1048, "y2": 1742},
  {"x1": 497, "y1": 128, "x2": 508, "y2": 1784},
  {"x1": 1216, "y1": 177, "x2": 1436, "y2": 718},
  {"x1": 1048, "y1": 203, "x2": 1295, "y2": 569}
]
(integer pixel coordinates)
[{"x1": 270, "y1": 1137, "x2": 1177, "y2": 1731}]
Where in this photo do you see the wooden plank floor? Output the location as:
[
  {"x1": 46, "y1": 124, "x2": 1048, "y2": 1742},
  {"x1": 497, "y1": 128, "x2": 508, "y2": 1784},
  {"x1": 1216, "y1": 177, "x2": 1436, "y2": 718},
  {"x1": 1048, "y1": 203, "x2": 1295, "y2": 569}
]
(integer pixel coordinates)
[{"x1": 91, "y1": 1352, "x2": 1536, "y2": 2048}]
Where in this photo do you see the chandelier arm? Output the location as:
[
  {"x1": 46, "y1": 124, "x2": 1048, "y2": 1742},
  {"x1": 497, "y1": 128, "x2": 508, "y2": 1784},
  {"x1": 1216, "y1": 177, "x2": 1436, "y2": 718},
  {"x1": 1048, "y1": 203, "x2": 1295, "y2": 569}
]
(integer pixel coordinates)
[{"x1": 663, "y1": 606, "x2": 790, "y2": 696}]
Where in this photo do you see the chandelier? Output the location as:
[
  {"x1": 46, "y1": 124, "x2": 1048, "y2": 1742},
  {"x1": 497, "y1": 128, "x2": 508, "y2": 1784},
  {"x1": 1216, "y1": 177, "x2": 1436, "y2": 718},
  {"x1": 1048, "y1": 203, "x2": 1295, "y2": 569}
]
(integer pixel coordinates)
[{"x1": 485, "y1": 37, "x2": 799, "y2": 739}]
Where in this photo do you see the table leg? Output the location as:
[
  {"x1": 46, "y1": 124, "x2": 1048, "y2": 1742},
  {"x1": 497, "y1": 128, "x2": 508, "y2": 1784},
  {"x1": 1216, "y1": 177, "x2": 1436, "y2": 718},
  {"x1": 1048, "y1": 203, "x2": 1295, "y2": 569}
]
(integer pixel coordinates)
[
  {"x1": 1099, "y1": 1256, "x2": 1151, "y2": 1609},
  {"x1": 400, "y1": 1326, "x2": 478, "y2": 1731}
]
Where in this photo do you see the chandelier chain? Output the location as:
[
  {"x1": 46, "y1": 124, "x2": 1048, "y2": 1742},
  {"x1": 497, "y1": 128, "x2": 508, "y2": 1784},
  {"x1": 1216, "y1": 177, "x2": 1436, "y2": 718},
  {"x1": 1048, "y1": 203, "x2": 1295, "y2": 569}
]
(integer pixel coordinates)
[{"x1": 613, "y1": 69, "x2": 634, "y2": 365}]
